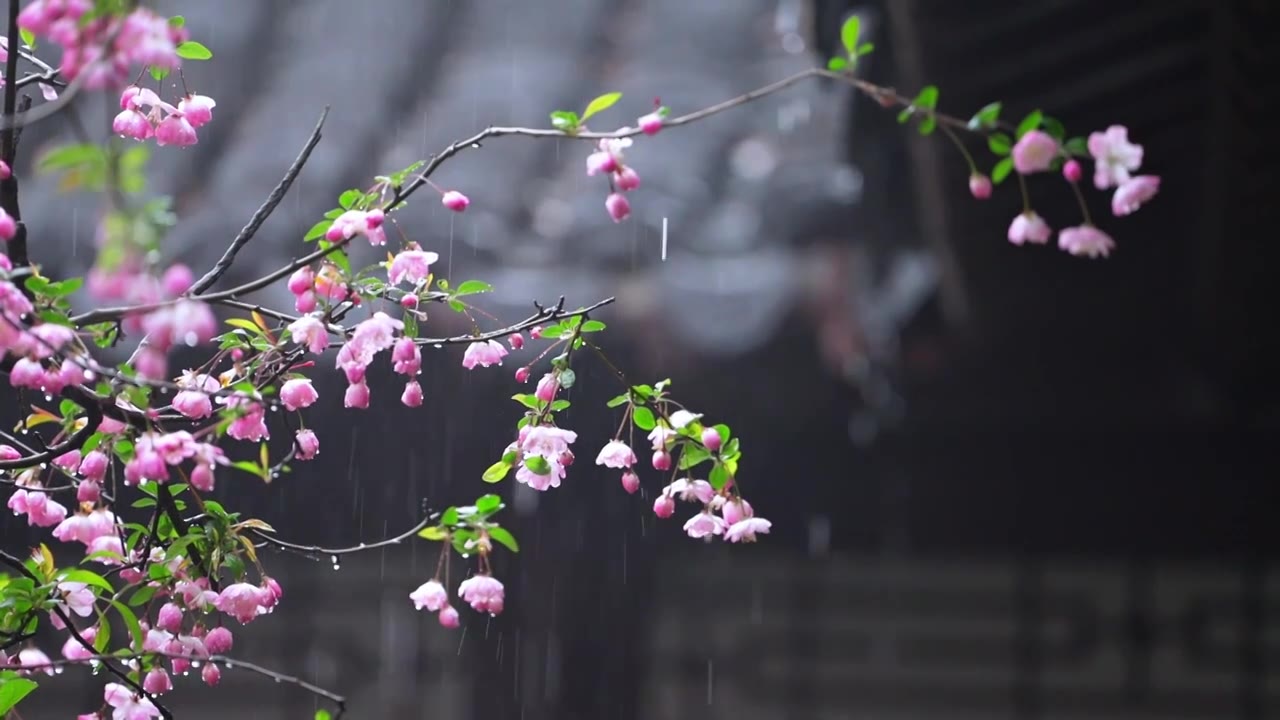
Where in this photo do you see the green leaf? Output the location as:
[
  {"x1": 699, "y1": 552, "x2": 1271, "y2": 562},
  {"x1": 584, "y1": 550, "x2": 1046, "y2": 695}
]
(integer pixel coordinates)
[
  {"x1": 128, "y1": 584, "x2": 158, "y2": 607},
  {"x1": 38, "y1": 143, "x2": 105, "y2": 172},
  {"x1": 539, "y1": 322, "x2": 566, "y2": 338},
  {"x1": 987, "y1": 133, "x2": 1012, "y2": 156},
  {"x1": 918, "y1": 116, "x2": 937, "y2": 136},
  {"x1": 57, "y1": 569, "x2": 114, "y2": 593},
  {"x1": 441, "y1": 507, "x2": 459, "y2": 526},
  {"x1": 632, "y1": 406, "x2": 656, "y2": 431},
  {"x1": 678, "y1": 445, "x2": 712, "y2": 470},
  {"x1": 826, "y1": 56, "x2": 848, "y2": 71},
  {"x1": 897, "y1": 107, "x2": 913, "y2": 124},
  {"x1": 175, "y1": 40, "x2": 212, "y2": 60},
  {"x1": 338, "y1": 189, "x2": 361, "y2": 209},
  {"x1": 168, "y1": 15, "x2": 185, "y2": 28},
  {"x1": 109, "y1": 599, "x2": 143, "y2": 649},
  {"x1": 967, "y1": 102, "x2": 1002, "y2": 130},
  {"x1": 580, "y1": 92, "x2": 622, "y2": 122},
  {"x1": 913, "y1": 85, "x2": 939, "y2": 110},
  {"x1": 550, "y1": 110, "x2": 580, "y2": 132},
  {"x1": 606, "y1": 393, "x2": 629, "y2": 408},
  {"x1": 488, "y1": 526, "x2": 519, "y2": 553},
  {"x1": 550, "y1": 399, "x2": 571, "y2": 411},
  {"x1": 512, "y1": 394, "x2": 541, "y2": 410},
  {"x1": 1063, "y1": 136, "x2": 1088, "y2": 156},
  {"x1": 225, "y1": 317, "x2": 264, "y2": 334},
  {"x1": 991, "y1": 156, "x2": 1015, "y2": 185},
  {"x1": 454, "y1": 280, "x2": 492, "y2": 295},
  {"x1": 417, "y1": 526, "x2": 447, "y2": 541},
  {"x1": 150, "y1": 65, "x2": 170, "y2": 82},
  {"x1": 857, "y1": 42, "x2": 875, "y2": 56},
  {"x1": 559, "y1": 368, "x2": 576, "y2": 389},
  {"x1": 19, "y1": 27, "x2": 36, "y2": 49},
  {"x1": 316, "y1": 710, "x2": 333, "y2": 720},
  {"x1": 1041, "y1": 116, "x2": 1065, "y2": 141},
  {"x1": 476, "y1": 494, "x2": 502, "y2": 514},
  {"x1": 580, "y1": 320, "x2": 606, "y2": 333},
  {"x1": 523, "y1": 455, "x2": 551, "y2": 475},
  {"x1": 1015, "y1": 110, "x2": 1042, "y2": 139},
  {"x1": 0, "y1": 677, "x2": 38, "y2": 714},
  {"x1": 709, "y1": 463, "x2": 731, "y2": 491},
  {"x1": 840, "y1": 15, "x2": 861, "y2": 55},
  {"x1": 304, "y1": 220, "x2": 331, "y2": 242}
]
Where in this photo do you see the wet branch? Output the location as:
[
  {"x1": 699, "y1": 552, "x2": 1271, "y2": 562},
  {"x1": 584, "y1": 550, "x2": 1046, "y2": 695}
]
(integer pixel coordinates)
[
  {"x1": 188, "y1": 107, "x2": 330, "y2": 295},
  {"x1": 247, "y1": 513, "x2": 436, "y2": 559}
]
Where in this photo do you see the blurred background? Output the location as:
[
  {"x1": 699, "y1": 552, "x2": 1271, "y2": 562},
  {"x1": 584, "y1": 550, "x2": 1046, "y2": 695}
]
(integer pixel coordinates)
[{"x1": 5, "y1": 0, "x2": 1278, "y2": 718}]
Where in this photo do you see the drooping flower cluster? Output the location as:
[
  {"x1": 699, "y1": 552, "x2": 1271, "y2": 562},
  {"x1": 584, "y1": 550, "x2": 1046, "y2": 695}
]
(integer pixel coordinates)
[
  {"x1": 18, "y1": 2, "x2": 188, "y2": 89},
  {"x1": 114, "y1": 85, "x2": 216, "y2": 147}
]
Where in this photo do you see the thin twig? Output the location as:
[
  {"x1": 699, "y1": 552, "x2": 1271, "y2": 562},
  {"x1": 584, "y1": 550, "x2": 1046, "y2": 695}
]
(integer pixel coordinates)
[
  {"x1": 247, "y1": 513, "x2": 435, "y2": 558},
  {"x1": 188, "y1": 107, "x2": 330, "y2": 294},
  {"x1": 401, "y1": 296, "x2": 615, "y2": 348}
]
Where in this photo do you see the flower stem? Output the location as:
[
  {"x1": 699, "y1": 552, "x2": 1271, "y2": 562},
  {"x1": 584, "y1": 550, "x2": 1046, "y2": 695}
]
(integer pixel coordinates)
[
  {"x1": 940, "y1": 125, "x2": 978, "y2": 175},
  {"x1": 1068, "y1": 175, "x2": 1094, "y2": 225}
]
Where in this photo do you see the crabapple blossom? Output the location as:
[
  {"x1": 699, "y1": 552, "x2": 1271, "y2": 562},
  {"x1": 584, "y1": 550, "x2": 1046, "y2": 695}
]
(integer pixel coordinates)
[
  {"x1": 1111, "y1": 175, "x2": 1161, "y2": 216},
  {"x1": 388, "y1": 245, "x2": 439, "y2": 287},
  {"x1": 202, "y1": 663, "x2": 222, "y2": 686},
  {"x1": 605, "y1": 192, "x2": 631, "y2": 222},
  {"x1": 1007, "y1": 211, "x2": 1052, "y2": 246},
  {"x1": 401, "y1": 380, "x2": 424, "y2": 407},
  {"x1": 204, "y1": 626, "x2": 234, "y2": 654},
  {"x1": 462, "y1": 339, "x2": 508, "y2": 369},
  {"x1": 1011, "y1": 130, "x2": 1058, "y2": 175},
  {"x1": 438, "y1": 605, "x2": 461, "y2": 628},
  {"x1": 969, "y1": 174, "x2": 992, "y2": 199},
  {"x1": 595, "y1": 440, "x2": 637, "y2": 468},
  {"x1": 344, "y1": 381, "x2": 370, "y2": 409},
  {"x1": 179, "y1": 94, "x2": 216, "y2": 127},
  {"x1": 295, "y1": 429, "x2": 320, "y2": 460},
  {"x1": 1088, "y1": 124, "x2": 1144, "y2": 189},
  {"x1": 143, "y1": 668, "x2": 173, "y2": 695},
  {"x1": 653, "y1": 494, "x2": 676, "y2": 518},
  {"x1": 280, "y1": 378, "x2": 319, "y2": 411},
  {"x1": 683, "y1": 511, "x2": 727, "y2": 539},
  {"x1": 288, "y1": 314, "x2": 330, "y2": 354},
  {"x1": 410, "y1": 580, "x2": 448, "y2": 611},
  {"x1": 701, "y1": 427, "x2": 722, "y2": 451},
  {"x1": 1063, "y1": 159, "x2": 1083, "y2": 183},
  {"x1": 515, "y1": 366, "x2": 531, "y2": 383},
  {"x1": 535, "y1": 373, "x2": 558, "y2": 402},
  {"x1": 652, "y1": 450, "x2": 672, "y2": 471},
  {"x1": 725, "y1": 517, "x2": 772, "y2": 543},
  {"x1": 442, "y1": 190, "x2": 470, "y2": 212},
  {"x1": 104, "y1": 682, "x2": 161, "y2": 719},
  {"x1": 457, "y1": 574, "x2": 505, "y2": 615},
  {"x1": 638, "y1": 111, "x2": 664, "y2": 135},
  {"x1": 621, "y1": 470, "x2": 640, "y2": 494},
  {"x1": 1058, "y1": 225, "x2": 1115, "y2": 259}
]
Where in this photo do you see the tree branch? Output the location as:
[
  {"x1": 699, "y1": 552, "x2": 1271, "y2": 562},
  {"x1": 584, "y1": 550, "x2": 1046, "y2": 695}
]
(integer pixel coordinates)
[
  {"x1": 188, "y1": 107, "x2": 330, "y2": 295},
  {"x1": 247, "y1": 513, "x2": 435, "y2": 559}
]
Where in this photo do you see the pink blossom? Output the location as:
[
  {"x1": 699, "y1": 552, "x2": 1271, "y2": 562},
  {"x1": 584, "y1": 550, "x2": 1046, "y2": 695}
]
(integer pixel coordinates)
[
  {"x1": 161, "y1": 263, "x2": 194, "y2": 296},
  {"x1": 683, "y1": 511, "x2": 726, "y2": 539},
  {"x1": 651, "y1": 450, "x2": 672, "y2": 471},
  {"x1": 214, "y1": 583, "x2": 269, "y2": 624},
  {"x1": 438, "y1": 605, "x2": 460, "y2": 628},
  {"x1": 280, "y1": 378, "x2": 319, "y2": 411},
  {"x1": 410, "y1": 579, "x2": 448, "y2": 611},
  {"x1": 9, "y1": 490, "x2": 69, "y2": 528},
  {"x1": 721, "y1": 497, "x2": 753, "y2": 525},
  {"x1": 104, "y1": 682, "x2": 161, "y2": 719},
  {"x1": 1007, "y1": 211, "x2": 1052, "y2": 246},
  {"x1": 178, "y1": 94, "x2": 216, "y2": 127},
  {"x1": 401, "y1": 381, "x2": 424, "y2": 407},
  {"x1": 287, "y1": 314, "x2": 330, "y2": 354},
  {"x1": 653, "y1": 494, "x2": 675, "y2": 518},
  {"x1": 1111, "y1": 175, "x2": 1160, "y2": 216},
  {"x1": 508, "y1": 333, "x2": 525, "y2": 350},
  {"x1": 638, "y1": 111, "x2": 664, "y2": 135},
  {"x1": 172, "y1": 389, "x2": 212, "y2": 419},
  {"x1": 204, "y1": 626, "x2": 233, "y2": 654},
  {"x1": 586, "y1": 151, "x2": 617, "y2": 176},
  {"x1": 605, "y1": 192, "x2": 631, "y2": 222},
  {"x1": 1058, "y1": 225, "x2": 1115, "y2": 259},
  {"x1": 462, "y1": 339, "x2": 508, "y2": 369},
  {"x1": 222, "y1": 395, "x2": 269, "y2": 442},
  {"x1": 156, "y1": 603, "x2": 183, "y2": 633},
  {"x1": 17, "y1": 647, "x2": 54, "y2": 676},
  {"x1": 442, "y1": 190, "x2": 470, "y2": 212},
  {"x1": 392, "y1": 337, "x2": 421, "y2": 376},
  {"x1": 595, "y1": 440, "x2": 636, "y2": 468},
  {"x1": 388, "y1": 245, "x2": 439, "y2": 286},
  {"x1": 202, "y1": 662, "x2": 222, "y2": 686},
  {"x1": 665, "y1": 478, "x2": 715, "y2": 504},
  {"x1": 534, "y1": 373, "x2": 558, "y2": 402},
  {"x1": 287, "y1": 266, "x2": 314, "y2": 295},
  {"x1": 61, "y1": 626, "x2": 97, "y2": 661},
  {"x1": 0, "y1": 160, "x2": 9, "y2": 180},
  {"x1": 313, "y1": 264, "x2": 349, "y2": 302},
  {"x1": 668, "y1": 410, "x2": 702, "y2": 429},
  {"x1": 58, "y1": 581, "x2": 96, "y2": 617},
  {"x1": 77, "y1": 480, "x2": 101, "y2": 504},
  {"x1": 515, "y1": 366, "x2": 531, "y2": 383},
  {"x1": 1011, "y1": 130, "x2": 1058, "y2": 175},
  {"x1": 0, "y1": 207, "x2": 15, "y2": 241},
  {"x1": 53, "y1": 449, "x2": 81, "y2": 473},
  {"x1": 969, "y1": 174, "x2": 992, "y2": 199},
  {"x1": 155, "y1": 113, "x2": 197, "y2": 147},
  {"x1": 1088, "y1": 125, "x2": 1144, "y2": 190},
  {"x1": 325, "y1": 209, "x2": 387, "y2": 246},
  {"x1": 1063, "y1": 159, "x2": 1083, "y2": 183},
  {"x1": 725, "y1": 517, "x2": 772, "y2": 543},
  {"x1": 295, "y1": 289, "x2": 318, "y2": 313},
  {"x1": 295, "y1": 429, "x2": 319, "y2": 460},
  {"x1": 516, "y1": 457, "x2": 567, "y2": 492},
  {"x1": 701, "y1": 427, "x2": 723, "y2": 451},
  {"x1": 344, "y1": 381, "x2": 370, "y2": 409},
  {"x1": 615, "y1": 166, "x2": 641, "y2": 191},
  {"x1": 143, "y1": 668, "x2": 172, "y2": 695},
  {"x1": 457, "y1": 574, "x2": 505, "y2": 615},
  {"x1": 112, "y1": 108, "x2": 153, "y2": 140},
  {"x1": 621, "y1": 470, "x2": 640, "y2": 494},
  {"x1": 85, "y1": 535, "x2": 124, "y2": 564}
]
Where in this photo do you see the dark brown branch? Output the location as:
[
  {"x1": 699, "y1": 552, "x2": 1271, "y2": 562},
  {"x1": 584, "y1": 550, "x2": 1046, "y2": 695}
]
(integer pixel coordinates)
[
  {"x1": 247, "y1": 513, "x2": 434, "y2": 558},
  {"x1": 0, "y1": 399, "x2": 101, "y2": 470},
  {"x1": 403, "y1": 295, "x2": 615, "y2": 347},
  {"x1": 188, "y1": 107, "x2": 330, "y2": 294}
]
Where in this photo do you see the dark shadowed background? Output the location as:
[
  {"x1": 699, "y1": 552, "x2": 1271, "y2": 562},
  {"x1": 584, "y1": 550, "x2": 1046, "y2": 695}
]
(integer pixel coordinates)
[{"x1": 4, "y1": 0, "x2": 1278, "y2": 718}]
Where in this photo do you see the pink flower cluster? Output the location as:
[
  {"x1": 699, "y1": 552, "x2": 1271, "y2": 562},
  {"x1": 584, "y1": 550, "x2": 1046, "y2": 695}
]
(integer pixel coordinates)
[
  {"x1": 410, "y1": 573, "x2": 505, "y2": 627},
  {"x1": 121, "y1": 430, "x2": 228, "y2": 491},
  {"x1": 19, "y1": 2, "x2": 188, "y2": 89},
  {"x1": 0, "y1": 285, "x2": 93, "y2": 394},
  {"x1": 1004, "y1": 125, "x2": 1159, "y2": 259},
  {"x1": 288, "y1": 263, "x2": 351, "y2": 312},
  {"x1": 586, "y1": 138, "x2": 640, "y2": 222},
  {"x1": 114, "y1": 85, "x2": 216, "y2": 147}
]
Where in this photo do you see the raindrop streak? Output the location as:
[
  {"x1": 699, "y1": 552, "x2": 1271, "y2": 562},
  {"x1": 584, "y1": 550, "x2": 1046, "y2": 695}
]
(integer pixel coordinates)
[
  {"x1": 661, "y1": 217, "x2": 668, "y2": 261},
  {"x1": 706, "y1": 660, "x2": 714, "y2": 705},
  {"x1": 456, "y1": 625, "x2": 468, "y2": 655}
]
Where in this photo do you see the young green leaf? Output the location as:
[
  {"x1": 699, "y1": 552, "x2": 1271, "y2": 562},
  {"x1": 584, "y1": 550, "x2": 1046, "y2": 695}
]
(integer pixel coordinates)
[
  {"x1": 0, "y1": 677, "x2": 38, "y2": 715},
  {"x1": 523, "y1": 455, "x2": 551, "y2": 475},
  {"x1": 476, "y1": 494, "x2": 502, "y2": 514},
  {"x1": 987, "y1": 133, "x2": 1012, "y2": 156},
  {"x1": 175, "y1": 41, "x2": 213, "y2": 60},
  {"x1": 550, "y1": 110, "x2": 580, "y2": 132},
  {"x1": 580, "y1": 92, "x2": 622, "y2": 122},
  {"x1": 418, "y1": 526, "x2": 448, "y2": 541},
  {"x1": 1015, "y1": 110, "x2": 1043, "y2": 139},
  {"x1": 857, "y1": 42, "x2": 875, "y2": 56},
  {"x1": 631, "y1": 406, "x2": 656, "y2": 431},
  {"x1": 967, "y1": 101, "x2": 1002, "y2": 130},
  {"x1": 840, "y1": 15, "x2": 861, "y2": 56},
  {"x1": 827, "y1": 56, "x2": 848, "y2": 71},
  {"x1": 482, "y1": 460, "x2": 512, "y2": 483},
  {"x1": 991, "y1": 156, "x2": 1015, "y2": 184},
  {"x1": 488, "y1": 527, "x2": 520, "y2": 553},
  {"x1": 304, "y1": 220, "x2": 331, "y2": 242},
  {"x1": 454, "y1": 280, "x2": 493, "y2": 295},
  {"x1": 913, "y1": 85, "x2": 939, "y2": 110}
]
